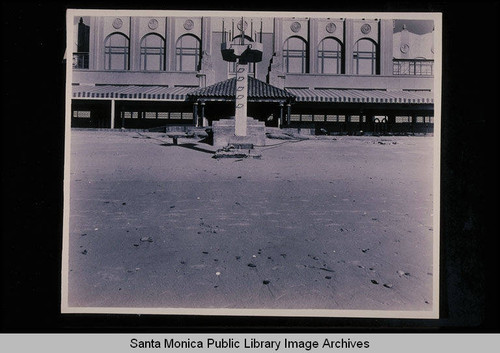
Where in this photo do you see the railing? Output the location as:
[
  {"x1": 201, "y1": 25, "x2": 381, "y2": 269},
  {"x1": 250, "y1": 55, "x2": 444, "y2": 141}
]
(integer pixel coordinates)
[
  {"x1": 73, "y1": 52, "x2": 89, "y2": 69},
  {"x1": 393, "y1": 59, "x2": 433, "y2": 76}
]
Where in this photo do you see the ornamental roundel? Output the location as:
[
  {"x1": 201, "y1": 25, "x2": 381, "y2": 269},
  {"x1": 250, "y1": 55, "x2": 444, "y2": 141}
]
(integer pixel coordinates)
[
  {"x1": 325, "y1": 22, "x2": 337, "y2": 33},
  {"x1": 290, "y1": 21, "x2": 302, "y2": 33},
  {"x1": 360, "y1": 23, "x2": 371, "y2": 34},
  {"x1": 112, "y1": 18, "x2": 123, "y2": 29},
  {"x1": 400, "y1": 43, "x2": 410, "y2": 54},
  {"x1": 148, "y1": 18, "x2": 159, "y2": 30},
  {"x1": 237, "y1": 19, "x2": 248, "y2": 32},
  {"x1": 183, "y1": 19, "x2": 194, "y2": 30}
]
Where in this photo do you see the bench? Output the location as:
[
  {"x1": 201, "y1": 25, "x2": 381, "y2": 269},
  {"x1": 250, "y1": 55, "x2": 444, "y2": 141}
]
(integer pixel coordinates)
[{"x1": 166, "y1": 133, "x2": 186, "y2": 145}]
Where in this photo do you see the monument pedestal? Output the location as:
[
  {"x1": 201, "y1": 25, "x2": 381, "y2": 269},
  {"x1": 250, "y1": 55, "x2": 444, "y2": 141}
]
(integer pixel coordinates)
[{"x1": 212, "y1": 117, "x2": 266, "y2": 148}]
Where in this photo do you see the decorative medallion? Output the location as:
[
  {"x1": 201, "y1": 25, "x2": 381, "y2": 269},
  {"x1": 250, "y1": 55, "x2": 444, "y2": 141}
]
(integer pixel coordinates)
[
  {"x1": 325, "y1": 22, "x2": 337, "y2": 33},
  {"x1": 148, "y1": 18, "x2": 159, "y2": 30},
  {"x1": 360, "y1": 23, "x2": 371, "y2": 34},
  {"x1": 236, "y1": 19, "x2": 248, "y2": 32},
  {"x1": 400, "y1": 43, "x2": 410, "y2": 54},
  {"x1": 183, "y1": 19, "x2": 194, "y2": 30},
  {"x1": 112, "y1": 18, "x2": 123, "y2": 29},
  {"x1": 290, "y1": 21, "x2": 301, "y2": 33}
]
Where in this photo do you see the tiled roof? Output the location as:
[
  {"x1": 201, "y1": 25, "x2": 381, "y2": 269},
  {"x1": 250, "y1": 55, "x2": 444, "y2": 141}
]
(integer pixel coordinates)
[{"x1": 187, "y1": 76, "x2": 295, "y2": 101}]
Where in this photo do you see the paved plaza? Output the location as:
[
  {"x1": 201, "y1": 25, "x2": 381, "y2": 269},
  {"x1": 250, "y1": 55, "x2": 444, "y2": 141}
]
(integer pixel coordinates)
[{"x1": 66, "y1": 130, "x2": 435, "y2": 314}]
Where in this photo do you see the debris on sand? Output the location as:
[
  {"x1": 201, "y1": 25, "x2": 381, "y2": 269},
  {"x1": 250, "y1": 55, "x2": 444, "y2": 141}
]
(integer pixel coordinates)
[
  {"x1": 371, "y1": 280, "x2": 379, "y2": 285},
  {"x1": 81, "y1": 249, "x2": 88, "y2": 255},
  {"x1": 397, "y1": 270, "x2": 410, "y2": 277},
  {"x1": 263, "y1": 280, "x2": 271, "y2": 285},
  {"x1": 362, "y1": 248, "x2": 369, "y2": 253},
  {"x1": 140, "y1": 236, "x2": 153, "y2": 242},
  {"x1": 383, "y1": 283, "x2": 393, "y2": 288},
  {"x1": 247, "y1": 263, "x2": 257, "y2": 268}
]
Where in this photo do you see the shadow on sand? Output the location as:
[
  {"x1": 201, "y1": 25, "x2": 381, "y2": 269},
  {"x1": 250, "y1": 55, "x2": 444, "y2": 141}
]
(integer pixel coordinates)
[{"x1": 160, "y1": 142, "x2": 215, "y2": 155}]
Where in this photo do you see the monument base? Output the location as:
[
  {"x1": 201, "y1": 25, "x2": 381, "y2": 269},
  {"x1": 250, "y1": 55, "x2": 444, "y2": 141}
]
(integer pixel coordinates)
[{"x1": 212, "y1": 117, "x2": 266, "y2": 148}]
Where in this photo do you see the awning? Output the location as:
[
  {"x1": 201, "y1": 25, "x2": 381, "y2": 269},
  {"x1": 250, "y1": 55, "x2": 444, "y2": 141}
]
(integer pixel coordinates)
[
  {"x1": 72, "y1": 85, "x2": 196, "y2": 101},
  {"x1": 187, "y1": 76, "x2": 295, "y2": 102},
  {"x1": 286, "y1": 88, "x2": 434, "y2": 104}
]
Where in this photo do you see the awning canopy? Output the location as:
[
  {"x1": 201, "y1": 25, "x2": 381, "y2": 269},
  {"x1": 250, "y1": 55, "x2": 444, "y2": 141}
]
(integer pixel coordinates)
[
  {"x1": 72, "y1": 85, "x2": 196, "y2": 101},
  {"x1": 286, "y1": 88, "x2": 434, "y2": 104},
  {"x1": 187, "y1": 76, "x2": 295, "y2": 103},
  {"x1": 72, "y1": 83, "x2": 433, "y2": 106}
]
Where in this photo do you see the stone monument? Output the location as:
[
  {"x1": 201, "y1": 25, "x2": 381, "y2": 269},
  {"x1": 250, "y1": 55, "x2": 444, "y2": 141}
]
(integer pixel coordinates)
[{"x1": 212, "y1": 18, "x2": 266, "y2": 149}]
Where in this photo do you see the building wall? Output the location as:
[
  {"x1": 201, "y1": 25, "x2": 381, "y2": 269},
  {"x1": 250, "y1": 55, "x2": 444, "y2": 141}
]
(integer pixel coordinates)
[{"x1": 74, "y1": 15, "x2": 434, "y2": 91}]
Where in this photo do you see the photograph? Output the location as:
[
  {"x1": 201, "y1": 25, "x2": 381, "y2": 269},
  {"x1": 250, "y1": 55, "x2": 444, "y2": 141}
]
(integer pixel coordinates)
[{"x1": 61, "y1": 9, "x2": 441, "y2": 318}]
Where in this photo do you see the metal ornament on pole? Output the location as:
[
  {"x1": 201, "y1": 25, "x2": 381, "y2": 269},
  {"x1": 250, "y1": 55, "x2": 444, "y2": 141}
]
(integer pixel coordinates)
[{"x1": 221, "y1": 17, "x2": 263, "y2": 137}]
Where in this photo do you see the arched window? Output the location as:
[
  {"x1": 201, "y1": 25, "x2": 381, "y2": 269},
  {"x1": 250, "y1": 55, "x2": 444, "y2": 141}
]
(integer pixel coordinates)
[
  {"x1": 104, "y1": 33, "x2": 129, "y2": 70},
  {"x1": 318, "y1": 37, "x2": 343, "y2": 74},
  {"x1": 353, "y1": 39, "x2": 378, "y2": 75},
  {"x1": 283, "y1": 36, "x2": 308, "y2": 74},
  {"x1": 175, "y1": 34, "x2": 201, "y2": 72},
  {"x1": 140, "y1": 33, "x2": 165, "y2": 71}
]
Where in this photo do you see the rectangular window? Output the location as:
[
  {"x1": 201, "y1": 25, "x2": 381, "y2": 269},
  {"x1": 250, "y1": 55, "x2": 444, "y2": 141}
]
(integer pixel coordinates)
[
  {"x1": 350, "y1": 115, "x2": 360, "y2": 123},
  {"x1": 145, "y1": 112, "x2": 157, "y2": 119},
  {"x1": 290, "y1": 114, "x2": 301, "y2": 121},
  {"x1": 170, "y1": 112, "x2": 182, "y2": 120},
  {"x1": 395, "y1": 116, "x2": 411, "y2": 123},
  {"x1": 157, "y1": 112, "x2": 169, "y2": 119},
  {"x1": 123, "y1": 112, "x2": 139, "y2": 119},
  {"x1": 301, "y1": 114, "x2": 312, "y2": 122},
  {"x1": 338, "y1": 115, "x2": 346, "y2": 122},
  {"x1": 182, "y1": 112, "x2": 193, "y2": 120},
  {"x1": 393, "y1": 59, "x2": 434, "y2": 76},
  {"x1": 313, "y1": 114, "x2": 325, "y2": 122},
  {"x1": 73, "y1": 110, "x2": 91, "y2": 118}
]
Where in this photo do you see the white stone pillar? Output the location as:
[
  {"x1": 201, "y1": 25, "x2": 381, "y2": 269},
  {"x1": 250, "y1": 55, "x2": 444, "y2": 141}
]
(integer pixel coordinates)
[
  {"x1": 110, "y1": 99, "x2": 115, "y2": 129},
  {"x1": 234, "y1": 62, "x2": 248, "y2": 136}
]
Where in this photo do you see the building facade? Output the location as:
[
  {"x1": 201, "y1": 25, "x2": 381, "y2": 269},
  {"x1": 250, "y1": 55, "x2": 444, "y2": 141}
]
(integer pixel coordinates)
[{"x1": 71, "y1": 14, "x2": 435, "y2": 134}]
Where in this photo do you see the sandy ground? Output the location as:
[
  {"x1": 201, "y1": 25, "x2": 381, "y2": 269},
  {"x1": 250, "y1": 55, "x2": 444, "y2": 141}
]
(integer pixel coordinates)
[{"x1": 66, "y1": 130, "x2": 435, "y2": 313}]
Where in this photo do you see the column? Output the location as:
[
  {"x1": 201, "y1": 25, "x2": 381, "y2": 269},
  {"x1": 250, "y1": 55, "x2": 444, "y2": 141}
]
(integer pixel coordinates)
[
  {"x1": 200, "y1": 101, "x2": 207, "y2": 127},
  {"x1": 379, "y1": 19, "x2": 394, "y2": 76},
  {"x1": 286, "y1": 103, "x2": 291, "y2": 126},
  {"x1": 279, "y1": 102, "x2": 284, "y2": 128},
  {"x1": 309, "y1": 18, "x2": 318, "y2": 74},
  {"x1": 344, "y1": 19, "x2": 354, "y2": 75},
  {"x1": 234, "y1": 62, "x2": 248, "y2": 136},
  {"x1": 193, "y1": 102, "x2": 199, "y2": 127},
  {"x1": 129, "y1": 17, "x2": 140, "y2": 71},
  {"x1": 110, "y1": 99, "x2": 115, "y2": 129}
]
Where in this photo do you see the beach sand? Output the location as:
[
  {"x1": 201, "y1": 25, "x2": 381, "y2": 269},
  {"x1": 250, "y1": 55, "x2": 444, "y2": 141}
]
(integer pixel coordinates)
[{"x1": 66, "y1": 130, "x2": 435, "y2": 314}]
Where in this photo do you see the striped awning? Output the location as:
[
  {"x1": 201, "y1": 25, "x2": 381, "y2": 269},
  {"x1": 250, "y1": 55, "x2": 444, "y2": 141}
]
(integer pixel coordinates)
[
  {"x1": 286, "y1": 88, "x2": 434, "y2": 104},
  {"x1": 72, "y1": 85, "x2": 196, "y2": 101}
]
